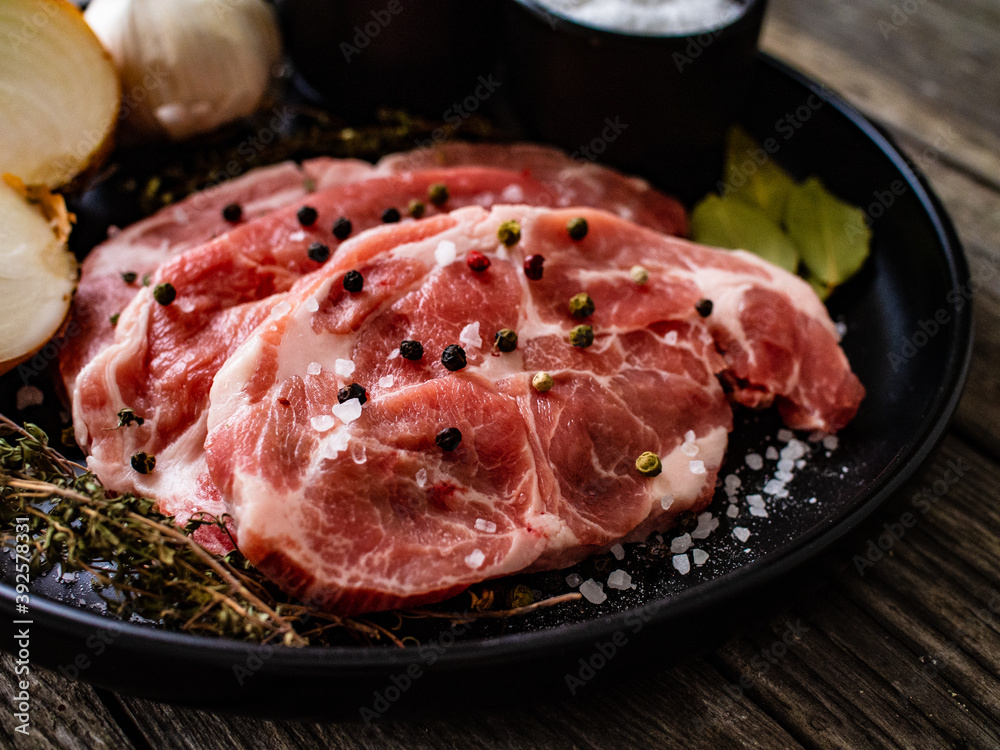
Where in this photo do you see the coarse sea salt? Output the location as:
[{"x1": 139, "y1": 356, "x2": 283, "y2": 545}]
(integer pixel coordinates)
[
  {"x1": 310, "y1": 415, "x2": 335, "y2": 433},
  {"x1": 746, "y1": 494, "x2": 765, "y2": 507},
  {"x1": 464, "y1": 549, "x2": 486, "y2": 569},
  {"x1": 435, "y1": 240, "x2": 458, "y2": 266},
  {"x1": 684, "y1": 430, "x2": 696, "y2": 442},
  {"x1": 672, "y1": 554, "x2": 691, "y2": 575},
  {"x1": 660, "y1": 494, "x2": 674, "y2": 510},
  {"x1": 335, "y1": 359, "x2": 355, "y2": 377},
  {"x1": 318, "y1": 430, "x2": 350, "y2": 459},
  {"x1": 580, "y1": 579, "x2": 607, "y2": 604},
  {"x1": 501, "y1": 184, "x2": 525, "y2": 202},
  {"x1": 745, "y1": 453, "x2": 764, "y2": 470},
  {"x1": 671, "y1": 533, "x2": 692, "y2": 554},
  {"x1": 607, "y1": 569, "x2": 633, "y2": 590},
  {"x1": 566, "y1": 573, "x2": 584, "y2": 587},
  {"x1": 332, "y1": 398, "x2": 362, "y2": 424},
  {"x1": 16, "y1": 386, "x2": 44, "y2": 411},
  {"x1": 288, "y1": 230, "x2": 306, "y2": 242},
  {"x1": 459, "y1": 321, "x2": 482, "y2": 350},
  {"x1": 781, "y1": 439, "x2": 807, "y2": 461},
  {"x1": 749, "y1": 505, "x2": 769, "y2": 518},
  {"x1": 388, "y1": 348, "x2": 401, "y2": 360},
  {"x1": 766, "y1": 446, "x2": 779, "y2": 460},
  {"x1": 689, "y1": 460, "x2": 706, "y2": 475},
  {"x1": 681, "y1": 442, "x2": 699, "y2": 457},
  {"x1": 665, "y1": 330, "x2": 678, "y2": 345},
  {"x1": 305, "y1": 297, "x2": 320, "y2": 313},
  {"x1": 691, "y1": 512, "x2": 719, "y2": 539},
  {"x1": 610, "y1": 543, "x2": 625, "y2": 560},
  {"x1": 724, "y1": 474, "x2": 741, "y2": 494},
  {"x1": 416, "y1": 468, "x2": 428, "y2": 488},
  {"x1": 692, "y1": 549, "x2": 709, "y2": 566},
  {"x1": 763, "y1": 479, "x2": 785, "y2": 496},
  {"x1": 726, "y1": 505, "x2": 739, "y2": 518},
  {"x1": 777, "y1": 428, "x2": 794, "y2": 442},
  {"x1": 307, "y1": 362, "x2": 322, "y2": 376},
  {"x1": 273, "y1": 300, "x2": 292, "y2": 317},
  {"x1": 475, "y1": 518, "x2": 498, "y2": 533},
  {"x1": 733, "y1": 527, "x2": 751, "y2": 542},
  {"x1": 351, "y1": 442, "x2": 367, "y2": 465},
  {"x1": 823, "y1": 435, "x2": 839, "y2": 451},
  {"x1": 835, "y1": 321, "x2": 848, "y2": 337},
  {"x1": 378, "y1": 374, "x2": 395, "y2": 388}
]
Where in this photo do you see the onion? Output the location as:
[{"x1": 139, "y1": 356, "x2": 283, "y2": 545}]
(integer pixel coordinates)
[
  {"x1": 0, "y1": 0, "x2": 120, "y2": 189},
  {"x1": 0, "y1": 178, "x2": 78, "y2": 375}
]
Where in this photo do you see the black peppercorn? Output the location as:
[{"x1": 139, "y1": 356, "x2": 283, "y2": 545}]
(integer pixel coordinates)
[
  {"x1": 131, "y1": 452, "x2": 156, "y2": 474},
  {"x1": 494, "y1": 328, "x2": 518, "y2": 353},
  {"x1": 441, "y1": 344, "x2": 467, "y2": 371},
  {"x1": 382, "y1": 207, "x2": 401, "y2": 223},
  {"x1": 343, "y1": 270, "x2": 364, "y2": 293},
  {"x1": 436, "y1": 427, "x2": 462, "y2": 451},
  {"x1": 297, "y1": 205, "x2": 318, "y2": 226},
  {"x1": 308, "y1": 242, "x2": 330, "y2": 263},
  {"x1": 121, "y1": 271, "x2": 137, "y2": 285},
  {"x1": 337, "y1": 383, "x2": 368, "y2": 405},
  {"x1": 695, "y1": 298, "x2": 714, "y2": 317},
  {"x1": 222, "y1": 203, "x2": 242, "y2": 222},
  {"x1": 400, "y1": 340, "x2": 424, "y2": 361},
  {"x1": 332, "y1": 216, "x2": 353, "y2": 240}
]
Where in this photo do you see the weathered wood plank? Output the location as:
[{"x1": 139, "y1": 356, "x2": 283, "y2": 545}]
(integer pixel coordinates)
[
  {"x1": 110, "y1": 659, "x2": 798, "y2": 750},
  {"x1": 0, "y1": 652, "x2": 136, "y2": 749}
]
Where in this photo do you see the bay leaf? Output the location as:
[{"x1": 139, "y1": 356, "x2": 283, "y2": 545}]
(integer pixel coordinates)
[
  {"x1": 691, "y1": 193, "x2": 800, "y2": 273},
  {"x1": 722, "y1": 126, "x2": 797, "y2": 223}
]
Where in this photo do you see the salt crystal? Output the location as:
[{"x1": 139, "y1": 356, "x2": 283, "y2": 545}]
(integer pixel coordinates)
[
  {"x1": 501, "y1": 184, "x2": 525, "y2": 202},
  {"x1": 763, "y1": 479, "x2": 785, "y2": 495},
  {"x1": 388, "y1": 348, "x2": 401, "y2": 360},
  {"x1": 289, "y1": 230, "x2": 306, "y2": 242},
  {"x1": 665, "y1": 331, "x2": 678, "y2": 345},
  {"x1": 808, "y1": 496, "x2": 818, "y2": 504},
  {"x1": 307, "y1": 362, "x2": 322, "y2": 376},
  {"x1": 351, "y1": 442, "x2": 367, "y2": 465},
  {"x1": 335, "y1": 359, "x2": 355, "y2": 377},
  {"x1": 823, "y1": 435, "x2": 840, "y2": 451},
  {"x1": 746, "y1": 494, "x2": 765, "y2": 508},
  {"x1": 580, "y1": 579, "x2": 607, "y2": 604},
  {"x1": 332, "y1": 398, "x2": 363, "y2": 423},
  {"x1": 672, "y1": 554, "x2": 691, "y2": 575},
  {"x1": 691, "y1": 512, "x2": 719, "y2": 539},
  {"x1": 416, "y1": 468, "x2": 428, "y2": 488},
  {"x1": 745, "y1": 453, "x2": 764, "y2": 470},
  {"x1": 273, "y1": 300, "x2": 292, "y2": 317},
  {"x1": 766, "y1": 446, "x2": 779, "y2": 460},
  {"x1": 607, "y1": 569, "x2": 633, "y2": 590},
  {"x1": 796, "y1": 459, "x2": 806, "y2": 469},
  {"x1": 726, "y1": 505, "x2": 739, "y2": 518},
  {"x1": 777, "y1": 428, "x2": 794, "y2": 442},
  {"x1": 671, "y1": 533, "x2": 692, "y2": 554},
  {"x1": 566, "y1": 573, "x2": 583, "y2": 587},
  {"x1": 610, "y1": 543, "x2": 625, "y2": 560},
  {"x1": 464, "y1": 549, "x2": 486, "y2": 569},
  {"x1": 733, "y1": 527, "x2": 751, "y2": 542},
  {"x1": 178, "y1": 299, "x2": 196, "y2": 314},
  {"x1": 777, "y1": 458, "x2": 795, "y2": 473},
  {"x1": 749, "y1": 505, "x2": 769, "y2": 518},
  {"x1": 378, "y1": 374, "x2": 395, "y2": 388},
  {"x1": 435, "y1": 240, "x2": 458, "y2": 266},
  {"x1": 842, "y1": 466, "x2": 849, "y2": 473},
  {"x1": 306, "y1": 297, "x2": 320, "y2": 313},
  {"x1": 775, "y1": 470, "x2": 794, "y2": 483},
  {"x1": 660, "y1": 494, "x2": 674, "y2": 510},
  {"x1": 318, "y1": 430, "x2": 350, "y2": 459},
  {"x1": 724, "y1": 474, "x2": 741, "y2": 495},
  {"x1": 689, "y1": 460, "x2": 706, "y2": 475},
  {"x1": 310, "y1": 415, "x2": 335, "y2": 433},
  {"x1": 835, "y1": 321, "x2": 848, "y2": 337},
  {"x1": 684, "y1": 430, "x2": 696, "y2": 442},
  {"x1": 475, "y1": 518, "x2": 498, "y2": 533},
  {"x1": 781, "y1": 439, "x2": 806, "y2": 461},
  {"x1": 16, "y1": 386, "x2": 44, "y2": 411},
  {"x1": 692, "y1": 549, "x2": 709, "y2": 566},
  {"x1": 459, "y1": 321, "x2": 482, "y2": 350},
  {"x1": 681, "y1": 442, "x2": 699, "y2": 457}
]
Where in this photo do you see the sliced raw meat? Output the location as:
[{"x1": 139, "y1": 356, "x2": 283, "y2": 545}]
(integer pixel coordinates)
[
  {"x1": 59, "y1": 156, "x2": 376, "y2": 397},
  {"x1": 203, "y1": 205, "x2": 863, "y2": 614},
  {"x1": 71, "y1": 162, "x2": 688, "y2": 553}
]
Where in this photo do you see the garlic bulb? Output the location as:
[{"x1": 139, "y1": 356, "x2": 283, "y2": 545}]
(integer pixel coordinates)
[{"x1": 84, "y1": 0, "x2": 281, "y2": 142}]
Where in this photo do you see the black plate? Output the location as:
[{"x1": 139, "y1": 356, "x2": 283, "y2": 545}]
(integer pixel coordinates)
[{"x1": 0, "y1": 54, "x2": 972, "y2": 717}]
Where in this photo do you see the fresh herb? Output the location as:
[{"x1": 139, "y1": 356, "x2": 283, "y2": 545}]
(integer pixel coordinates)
[
  {"x1": 343, "y1": 270, "x2": 364, "y2": 293},
  {"x1": 691, "y1": 194, "x2": 799, "y2": 273}
]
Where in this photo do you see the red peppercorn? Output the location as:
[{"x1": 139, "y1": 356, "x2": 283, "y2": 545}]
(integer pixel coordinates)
[
  {"x1": 524, "y1": 254, "x2": 545, "y2": 281},
  {"x1": 466, "y1": 251, "x2": 491, "y2": 272}
]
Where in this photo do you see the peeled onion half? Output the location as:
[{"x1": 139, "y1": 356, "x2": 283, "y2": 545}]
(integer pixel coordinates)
[
  {"x1": 0, "y1": 178, "x2": 78, "y2": 374},
  {"x1": 0, "y1": 0, "x2": 120, "y2": 189}
]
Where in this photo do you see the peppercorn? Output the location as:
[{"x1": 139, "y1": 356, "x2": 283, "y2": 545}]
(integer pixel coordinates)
[
  {"x1": 400, "y1": 340, "x2": 424, "y2": 361},
  {"x1": 441, "y1": 344, "x2": 467, "y2": 371},
  {"x1": 337, "y1": 383, "x2": 368, "y2": 405},
  {"x1": 308, "y1": 242, "x2": 331, "y2": 263},
  {"x1": 142, "y1": 273, "x2": 151, "y2": 287},
  {"x1": 695, "y1": 298, "x2": 714, "y2": 317},
  {"x1": 222, "y1": 203, "x2": 242, "y2": 222},
  {"x1": 569, "y1": 324, "x2": 594, "y2": 348},
  {"x1": 567, "y1": 217, "x2": 588, "y2": 240},
  {"x1": 497, "y1": 220, "x2": 522, "y2": 247},
  {"x1": 121, "y1": 271, "x2": 137, "y2": 285},
  {"x1": 297, "y1": 205, "x2": 318, "y2": 226},
  {"x1": 635, "y1": 451, "x2": 662, "y2": 477},
  {"x1": 436, "y1": 427, "x2": 462, "y2": 451},
  {"x1": 343, "y1": 270, "x2": 364, "y2": 293},
  {"x1": 131, "y1": 452, "x2": 156, "y2": 474},
  {"x1": 428, "y1": 182, "x2": 449, "y2": 206},
  {"x1": 523, "y1": 254, "x2": 545, "y2": 281},
  {"x1": 568, "y1": 292, "x2": 595, "y2": 319},
  {"x1": 674, "y1": 510, "x2": 698, "y2": 534},
  {"x1": 630, "y1": 265, "x2": 649, "y2": 285},
  {"x1": 110, "y1": 313, "x2": 120, "y2": 326},
  {"x1": 117, "y1": 408, "x2": 144, "y2": 428},
  {"x1": 332, "y1": 216, "x2": 353, "y2": 240},
  {"x1": 466, "y1": 251, "x2": 491, "y2": 272},
  {"x1": 494, "y1": 328, "x2": 518, "y2": 353},
  {"x1": 382, "y1": 207, "x2": 401, "y2": 223},
  {"x1": 153, "y1": 282, "x2": 176, "y2": 306},
  {"x1": 532, "y1": 371, "x2": 554, "y2": 393},
  {"x1": 408, "y1": 199, "x2": 426, "y2": 219}
]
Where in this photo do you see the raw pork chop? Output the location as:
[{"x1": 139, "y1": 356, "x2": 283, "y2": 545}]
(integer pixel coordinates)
[
  {"x1": 71, "y1": 164, "x2": 688, "y2": 552},
  {"x1": 203, "y1": 205, "x2": 864, "y2": 614}
]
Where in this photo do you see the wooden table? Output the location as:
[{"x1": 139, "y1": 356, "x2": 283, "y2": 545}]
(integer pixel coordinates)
[{"x1": 4, "y1": 1, "x2": 1000, "y2": 747}]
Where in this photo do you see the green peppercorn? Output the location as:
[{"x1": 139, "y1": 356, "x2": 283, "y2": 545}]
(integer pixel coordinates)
[
  {"x1": 569, "y1": 324, "x2": 594, "y2": 348},
  {"x1": 153, "y1": 282, "x2": 176, "y2": 306},
  {"x1": 695, "y1": 298, "x2": 714, "y2": 317},
  {"x1": 141, "y1": 273, "x2": 151, "y2": 287},
  {"x1": 343, "y1": 270, "x2": 364, "y2": 293},
  {"x1": 428, "y1": 183, "x2": 449, "y2": 206},
  {"x1": 121, "y1": 271, "x2": 137, "y2": 285},
  {"x1": 400, "y1": 340, "x2": 424, "y2": 361},
  {"x1": 568, "y1": 293, "x2": 595, "y2": 319},
  {"x1": 131, "y1": 452, "x2": 156, "y2": 474},
  {"x1": 408, "y1": 199, "x2": 426, "y2": 219},
  {"x1": 110, "y1": 313, "x2": 120, "y2": 326},
  {"x1": 497, "y1": 220, "x2": 522, "y2": 247},
  {"x1": 567, "y1": 217, "x2": 588, "y2": 240},
  {"x1": 337, "y1": 383, "x2": 368, "y2": 405},
  {"x1": 117, "y1": 408, "x2": 145, "y2": 428},
  {"x1": 630, "y1": 265, "x2": 649, "y2": 285},
  {"x1": 532, "y1": 371, "x2": 554, "y2": 393},
  {"x1": 635, "y1": 451, "x2": 662, "y2": 477},
  {"x1": 494, "y1": 328, "x2": 518, "y2": 353},
  {"x1": 308, "y1": 242, "x2": 330, "y2": 263},
  {"x1": 436, "y1": 427, "x2": 462, "y2": 451},
  {"x1": 332, "y1": 216, "x2": 353, "y2": 240},
  {"x1": 441, "y1": 344, "x2": 467, "y2": 371}
]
